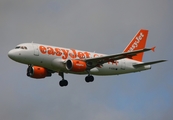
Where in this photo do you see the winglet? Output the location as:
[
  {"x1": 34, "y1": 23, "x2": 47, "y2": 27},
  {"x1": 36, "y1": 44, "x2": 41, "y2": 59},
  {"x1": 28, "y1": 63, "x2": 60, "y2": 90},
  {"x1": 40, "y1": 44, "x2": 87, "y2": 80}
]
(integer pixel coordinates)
[{"x1": 151, "y1": 46, "x2": 156, "y2": 52}]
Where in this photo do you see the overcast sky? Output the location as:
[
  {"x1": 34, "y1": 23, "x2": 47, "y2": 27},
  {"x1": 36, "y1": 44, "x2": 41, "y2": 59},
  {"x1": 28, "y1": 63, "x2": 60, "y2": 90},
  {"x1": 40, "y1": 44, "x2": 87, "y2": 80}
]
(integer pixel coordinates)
[{"x1": 0, "y1": 0, "x2": 173, "y2": 120}]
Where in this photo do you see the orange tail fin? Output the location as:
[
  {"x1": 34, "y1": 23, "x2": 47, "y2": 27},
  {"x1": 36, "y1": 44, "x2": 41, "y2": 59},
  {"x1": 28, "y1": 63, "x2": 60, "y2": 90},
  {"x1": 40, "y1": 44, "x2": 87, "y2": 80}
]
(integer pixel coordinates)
[{"x1": 123, "y1": 29, "x2": 149, "y2": 62}]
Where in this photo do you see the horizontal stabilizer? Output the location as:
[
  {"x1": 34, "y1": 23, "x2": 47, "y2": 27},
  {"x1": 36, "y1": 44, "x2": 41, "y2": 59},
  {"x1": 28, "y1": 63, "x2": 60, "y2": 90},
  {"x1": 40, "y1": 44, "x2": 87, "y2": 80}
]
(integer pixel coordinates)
[{"x1": 133, "y1": 60, "x2": 167, "y2": 67}]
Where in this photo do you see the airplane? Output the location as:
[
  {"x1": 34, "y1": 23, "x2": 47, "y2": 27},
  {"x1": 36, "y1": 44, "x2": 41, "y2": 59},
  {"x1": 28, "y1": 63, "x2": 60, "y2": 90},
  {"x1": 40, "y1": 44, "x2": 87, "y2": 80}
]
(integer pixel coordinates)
[{"x1": 8, "y1": 29, "x2": 166, "y2": 87}]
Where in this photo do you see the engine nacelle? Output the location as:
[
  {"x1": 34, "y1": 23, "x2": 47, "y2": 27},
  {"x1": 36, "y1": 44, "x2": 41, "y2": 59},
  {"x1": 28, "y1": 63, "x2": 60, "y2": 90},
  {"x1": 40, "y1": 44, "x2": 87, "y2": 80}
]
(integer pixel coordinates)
[
  {"x1": 27, "y1": 66, "x2": 51, "y2": 79},
  {"x1": 66, "y1": 59, "x2": 87, "y2": 72}
]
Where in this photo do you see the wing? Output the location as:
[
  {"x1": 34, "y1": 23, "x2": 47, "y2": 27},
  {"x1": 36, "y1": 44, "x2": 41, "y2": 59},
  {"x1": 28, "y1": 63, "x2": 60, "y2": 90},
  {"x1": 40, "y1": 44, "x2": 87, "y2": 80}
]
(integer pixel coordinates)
[{"x1": 84, "y1": 47, "x2": 154, "y2": 69}]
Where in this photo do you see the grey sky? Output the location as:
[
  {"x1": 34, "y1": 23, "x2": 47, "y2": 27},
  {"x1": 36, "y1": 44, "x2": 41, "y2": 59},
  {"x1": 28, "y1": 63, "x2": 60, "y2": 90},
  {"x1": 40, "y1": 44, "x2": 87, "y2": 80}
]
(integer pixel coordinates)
[{"x1": 0, "y1": 0, "x2": 173, "y2": 120}]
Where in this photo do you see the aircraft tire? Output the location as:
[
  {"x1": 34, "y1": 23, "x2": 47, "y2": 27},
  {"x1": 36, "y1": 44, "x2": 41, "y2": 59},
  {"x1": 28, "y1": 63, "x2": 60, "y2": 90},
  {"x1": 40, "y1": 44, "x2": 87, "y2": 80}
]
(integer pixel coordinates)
[
  {"x1": 59, "y1": 80, "x2": 68, "y2": 87},
  {"x1": 85, "y1": 76, "x2": 94, "y2": 83}
]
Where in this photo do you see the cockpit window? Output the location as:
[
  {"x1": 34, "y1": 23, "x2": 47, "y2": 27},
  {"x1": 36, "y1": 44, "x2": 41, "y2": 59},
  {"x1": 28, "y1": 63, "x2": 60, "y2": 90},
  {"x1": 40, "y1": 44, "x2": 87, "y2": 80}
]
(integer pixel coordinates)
[
  {"x1": 15, "y1": 46, "x2": 27, "y2": 49},
  {"x1": 15, "y1": 46, "x2": 20, "y2": 49}
]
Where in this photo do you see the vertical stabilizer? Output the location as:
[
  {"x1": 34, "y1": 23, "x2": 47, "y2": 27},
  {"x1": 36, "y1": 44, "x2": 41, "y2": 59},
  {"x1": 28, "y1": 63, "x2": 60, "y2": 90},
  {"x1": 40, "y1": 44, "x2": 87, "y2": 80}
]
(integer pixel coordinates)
[{"x1": 123, "y1": 29, "x2": 148, "y2": 62}]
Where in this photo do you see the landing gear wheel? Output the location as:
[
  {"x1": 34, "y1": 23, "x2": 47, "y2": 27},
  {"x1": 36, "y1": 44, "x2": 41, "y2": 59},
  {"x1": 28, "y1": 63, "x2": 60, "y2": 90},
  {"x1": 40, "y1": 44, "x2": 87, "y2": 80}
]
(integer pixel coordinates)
[
  {"x1": 85, "y1": 76, "x2": 90, "y2": 83},
  {"x1": 59, "y1": 80, "x2": 68, "y2": 87},
  {"x1": 85, "y1": 75, "x2": 94, "y2": 83}
]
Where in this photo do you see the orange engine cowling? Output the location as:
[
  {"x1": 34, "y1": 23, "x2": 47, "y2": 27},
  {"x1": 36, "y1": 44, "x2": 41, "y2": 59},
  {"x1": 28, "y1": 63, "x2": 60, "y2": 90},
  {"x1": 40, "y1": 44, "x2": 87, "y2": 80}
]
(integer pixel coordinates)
[
  {"x1": 27, "y1": 66, "x2": 51, "y2": 79},
  {"x1": 66, "y1": 59, "x2": 87, "y2": 72}
]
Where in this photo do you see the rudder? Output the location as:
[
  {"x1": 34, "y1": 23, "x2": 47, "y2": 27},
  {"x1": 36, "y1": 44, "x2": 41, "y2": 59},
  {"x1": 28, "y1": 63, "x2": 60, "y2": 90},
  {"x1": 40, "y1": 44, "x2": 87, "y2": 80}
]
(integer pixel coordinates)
[{"x1": 123, "y1": 29, "x2": 149, "y2": 62}]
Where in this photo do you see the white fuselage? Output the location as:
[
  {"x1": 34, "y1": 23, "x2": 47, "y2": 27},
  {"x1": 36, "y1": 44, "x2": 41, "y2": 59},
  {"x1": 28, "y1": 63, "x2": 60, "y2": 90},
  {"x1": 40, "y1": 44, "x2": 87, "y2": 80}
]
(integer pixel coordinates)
[{"x1": 8, "y1": 43, "x2": 151, "y2": 76}]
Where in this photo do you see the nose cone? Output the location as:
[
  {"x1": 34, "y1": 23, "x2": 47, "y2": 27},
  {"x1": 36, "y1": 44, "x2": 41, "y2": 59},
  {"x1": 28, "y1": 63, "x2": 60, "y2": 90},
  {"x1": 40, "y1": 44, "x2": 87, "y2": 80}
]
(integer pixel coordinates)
[
  {"x1": 8, "y1": 49, "x2": 27, "y2": 64},
  {"x1": 8, "y1": 50, "x2": 15, "y2": 59},
  {"x1": 8, "y1": 49, "x2": 20, "y2": 61}
]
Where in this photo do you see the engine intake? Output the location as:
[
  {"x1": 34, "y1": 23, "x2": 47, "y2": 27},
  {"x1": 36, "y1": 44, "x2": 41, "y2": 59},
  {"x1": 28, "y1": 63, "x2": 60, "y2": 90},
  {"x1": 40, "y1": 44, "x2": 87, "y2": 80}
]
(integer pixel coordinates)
[
  {"x1": 66, "y1": 59, "x2": 87, "y2": 72},
  {"x1": 27, "y1": 66, "x2": 51, "y2": 79}
]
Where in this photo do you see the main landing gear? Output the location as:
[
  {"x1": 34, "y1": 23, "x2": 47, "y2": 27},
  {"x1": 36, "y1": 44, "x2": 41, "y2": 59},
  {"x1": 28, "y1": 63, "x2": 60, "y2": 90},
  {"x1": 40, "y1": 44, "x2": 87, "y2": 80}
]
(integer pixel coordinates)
[
  {"x1": 85, "y1": 70, "x2": 94, "y2": 83},
  {"x1": 58, "y1": 71, "x2": 94, "y2": 87},
  {"x1": 85, "y1": 75, "x2": 94, "y2": 82},
  {"x1": 59, "y1": 72, "x2": 68, "y2": 87}
]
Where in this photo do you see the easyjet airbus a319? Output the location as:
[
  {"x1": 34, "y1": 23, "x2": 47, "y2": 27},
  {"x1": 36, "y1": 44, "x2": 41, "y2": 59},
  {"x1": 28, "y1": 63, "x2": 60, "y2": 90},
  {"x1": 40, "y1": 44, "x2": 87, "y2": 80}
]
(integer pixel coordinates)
[{"x1": 8, "y1": 29, "x2": 166, "y2": 87}]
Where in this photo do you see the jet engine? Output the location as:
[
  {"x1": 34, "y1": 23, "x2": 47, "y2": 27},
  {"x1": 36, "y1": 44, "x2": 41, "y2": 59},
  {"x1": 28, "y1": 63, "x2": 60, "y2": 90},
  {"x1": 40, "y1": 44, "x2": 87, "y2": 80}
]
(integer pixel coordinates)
[
  {"x1": 66, "y1": 59, "x2": 87, "y2": 72},
  {"x1": 27, "y1": 66, "x2": 51, "y2": 79}
]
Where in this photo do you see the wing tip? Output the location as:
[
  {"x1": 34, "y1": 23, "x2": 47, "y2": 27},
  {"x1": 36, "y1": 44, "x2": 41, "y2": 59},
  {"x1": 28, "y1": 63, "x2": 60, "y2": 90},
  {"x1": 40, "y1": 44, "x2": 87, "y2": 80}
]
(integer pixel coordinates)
[{"x1": 151, "y1": 46, "x2": 156, "y2": 52}]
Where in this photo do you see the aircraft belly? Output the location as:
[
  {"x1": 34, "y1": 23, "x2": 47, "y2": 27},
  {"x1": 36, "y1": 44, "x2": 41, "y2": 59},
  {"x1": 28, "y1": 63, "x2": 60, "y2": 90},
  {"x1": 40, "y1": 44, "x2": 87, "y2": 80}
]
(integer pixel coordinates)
[{"x1": 90, "y1": 64, "x2": 121, "y2": 75}]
